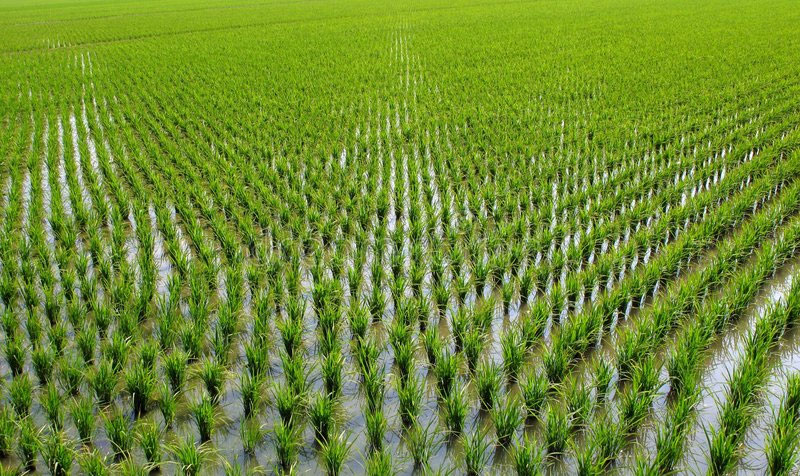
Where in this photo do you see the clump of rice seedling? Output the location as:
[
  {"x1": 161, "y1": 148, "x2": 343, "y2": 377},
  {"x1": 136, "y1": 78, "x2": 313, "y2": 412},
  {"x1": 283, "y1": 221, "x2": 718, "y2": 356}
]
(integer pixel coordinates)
[
  {"x1": 322, "y1": 349, "x2": 344, "y2": 397},
  {"x1": 365, "y1": 408, "x2": 387, "y2": 452},
  {"x1": 70, "y1": 395, "x2": 95, "y2": 443},
  {"x1": 348, "y1": 303, "x2": 369, "y2": 341},
  {"x1": 405, "y1": 421, "x2": 438, "y2": 468},
  {"x1": 191, "y1": 395, "x2": 218, "y2": 443},
  {"x1": 32, "y1": 345, "x2": 55, "y2": 384},
  {"x1": 501, "y1": 328, "x2": 525, "y2": 382},
  {"x1": 244, "y1": 340, "x2": 270, "y2": 380},
  {"x1": 441, "y1": 382, "x2": 468, "y2": 436},
  {"x1": 434, "y1": 347, "x2": 459, "y2": 398},
  {"x1": 59, "y1": 354, "x2": 85, "y2": 397},
  {"x1": 125, "y1": 362, "x2": 155, "y2": 417},
  {"x1": 137, "y1": 419, "x2": 162, "y2": 470},
  {"x1": 90, "y1": 359, "x2": 118, "y2": 406},
  {"x1": 365, "y1": 449, "x2": 394, "y2": 476},
  {"x1": 476, "y1": 360, "x2": 502, "y2": 410},
  {"x1": 0, "y1": 406, "x2": 14, "y2": 457},
  {"x1": 43, "y1": 431, "x2": 73, "y2": 476},
  {"x1": 564, "y1": 378, "x2": 592, "y2": 432},
  {"x1": 76, "y1": 324, "x2": 97, "y2": 364},
  {"x1": 9, "y1": 374, "x2": 33, "y2": 417},
  {"x1": 240, "y1": 373, "x2": 263, "y2": 419},
  {"x1": 79, "y1": 448, "x2": 110, "y2": 476},
  {"x1": 492, "y1": 395, "x2": 523, "y2": 447},
  {"x1": 273, "y1": 381, "x2": 303, "y2": 426},
  {"x1": 197, "y1": 357, "x2": 227, "y2": 402},
  {"x1": 240, "y1": 418, "x2": 265, "y2": 455},
  {"x1": 41, "y1": 382, "x2": 64, "y2": 430},
  {"x1": 512, "y1": 433, "x2": 543, "y2": 475},
  {"x1": 362, "y1": 363, "x2": 386, "y2": 413},
  {"x1": 105, "y1": 410, "x2": 134, "y2": 459},
  {"x1": 280, "y1": 350, "x2": 310, "y2": 397},
  {"x1": 543, "y1": 347, "x2": 567, "y2": 384},
  {"x1": 164, "y1": 350, "x2": 189, "y2": 394},
  {"x1": 590, "y1": 415, "x2": 624, "y2": 469},
  {"x1": 170, "y1": 435, "x2": 215, "y2": 476},
  {"x1": 397, "y1": 374, "x2": 424, "y2": 427},
  {"x1": 158, "y1": 383, "x2": 177, "y2": 427},
  {"x1": 544, "y1": 404, "x2": 569, "y2": 457},
  {"x1": 502, "y1": 280, "x2": 515, "y2": 314},
  {"x1": 462, "y1": 427, "x2": 491, "y2": 476},
  {"x1": 319, "y1": 430, "x2": 353, "y2": 476},
  {"x1": 273, "y1": 420, "x2": 301, "y2": 473},
  {"x1": 18, "y1": 417, "x2": 40, "y2": 471},
  {"x1": 423, "y1": 326, "x2": 442, "y2": 365},
  {"x1": 520, "y1": 370, "x2": 548, "y2": 419},
  {"x1": 393, "y1": 339, "x2": 415, "y2": 382},
  {"x1": 592, "y1": 357, "x2": 614, "y2": 402},
  {"x1": 309, "y1": 392, "x2": 336, "y2": 443},
  {"x1": 117, "y1": 458, "x2": 149, "y2": 476},
  {"x1": 463, "y1": 329, "x2": 484, "y2": 373}
]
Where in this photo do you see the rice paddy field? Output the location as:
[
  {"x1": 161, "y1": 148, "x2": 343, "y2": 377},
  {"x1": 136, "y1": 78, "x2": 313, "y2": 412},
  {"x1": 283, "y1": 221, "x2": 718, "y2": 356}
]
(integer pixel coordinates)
[{"x1": 2, "y1": 0, "x2": 800, "y2": 474}]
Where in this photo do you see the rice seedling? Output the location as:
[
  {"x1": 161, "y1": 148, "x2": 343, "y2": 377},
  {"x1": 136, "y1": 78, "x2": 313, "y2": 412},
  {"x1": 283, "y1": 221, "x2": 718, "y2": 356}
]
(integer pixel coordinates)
[
  {"x1": 0, "y1": 407, "x2": 13, "y2": 457},
  {"x1": 434, "y1": 347, "x2": 459, "y2": 398},
  {"x1": 90, "y1": 359, "x2": 118, "y2": 406},
  {"x1": 475, "y1": 360, "x2": 502, "y2": 410},
  {"x1": 68, "y1": 395, "x2": 95, "y2": 443},
  {"x1": 240, "y1": 418, "x2": 265, "y2": 455},
  {"x1": 9, "y1": 374, "x2": 33, "y2": 417},
  {"x1": 169, "y1": 435, "x2": 215, "y2": 476},
  {"x1": 364, "y1": 449, "x2": 394, "y2": 476},
  {"x1": 512, "y1": 434, "x2": 544, "y2": 476},
  {"x1": 116, "y1": 459, "x2": 149, "y2": 476},
  {"x1": 405, "y1": 420, "x2": 439, "y2": 468},
  {"x1": 544, "y1": 404, "x2": 569, "y2": 457},
  {"x1": 41, "y1": 382, "x2": 64, "y2": 430},
  {"x1": 158, "y1": 383, "x2": 177, "y2": 428},
  {"x1": 273, "y1": 381, "x2": 303, "y2": 426},
  {"x1": 240, "y1": 373, "x2": 263, "y2": 419},
  {"x1": 42, "y1": 432, "x2": 73, "y2": 476},
  {"x1": 318, "y1": 430, "x2": 353, "y2": 476},
  {"x1": 365, "y1": 408, "x2": 387, "y2": 452},
  {"x1": 17, "y1": 417, "x2": 40, "y2": 471},
  {"x1": 137, "y1": 419, "x2": 163, "y2": 470},
  {"x1": 462, "y1": 427, "x2": 491, "y2": 476},
  {"x1": 765, "y1": 373, "x2": 800, "y2": 476},
  {"x1": 493, "y1": 394, "x2": 523, "y2": 446},
  {"x1": 564, "y1": 378, "x2": 592, "y2": 432},
  {"x1": 397, "y1": 374, "x2": 424, "y2": 427},
  {"x1": 78, "y1": 448, "x2": 110, "y2": 476},
  {"x1": 125, "y1": 362, "x2": 155, "y2": 416},
  {"x1": 197, "y1": 357, "x2": 227, "y2": 403},
  {"x1": 591, "y1": 357, "x2": 614, "y2": 403},
  {"x1": 441, "y1": 381, "x2": 468, "y2": 436},
  {"x1": 520, "y1": 370, "x2": 549, "y2": 419},
  {"x1": 105, "y1": 410, "x2": 134, "y2": 459},
  {"x1": 273, "y1": 420, "x2": 301, "y2": 473},
  {"x1": 164, "y1": 349, "x2": 189, "y2": 395},
  {"x1": 309, "y1": 392, "x2": 336, "y2": 443},
  {"x1": 190, "y1": 395, "x2": 218, "y2": 442}
]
